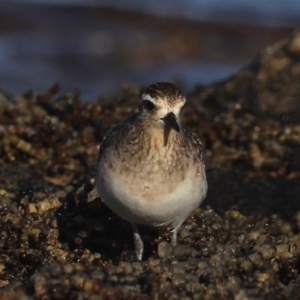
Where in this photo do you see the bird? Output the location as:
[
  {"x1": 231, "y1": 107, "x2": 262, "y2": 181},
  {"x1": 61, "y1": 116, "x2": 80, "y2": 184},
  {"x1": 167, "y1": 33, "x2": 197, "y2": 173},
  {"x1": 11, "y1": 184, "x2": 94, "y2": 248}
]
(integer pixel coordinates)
[{"x1": 96, "y1": 82, "x2": 207, "y2": 260}]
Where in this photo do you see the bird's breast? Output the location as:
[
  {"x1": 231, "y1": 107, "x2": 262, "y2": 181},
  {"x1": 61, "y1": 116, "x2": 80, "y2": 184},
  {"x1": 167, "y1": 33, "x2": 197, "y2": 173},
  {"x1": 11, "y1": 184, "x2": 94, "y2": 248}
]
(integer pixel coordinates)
[{"x1": 102, "y1": 145, "x2": 201, "y2": 203}]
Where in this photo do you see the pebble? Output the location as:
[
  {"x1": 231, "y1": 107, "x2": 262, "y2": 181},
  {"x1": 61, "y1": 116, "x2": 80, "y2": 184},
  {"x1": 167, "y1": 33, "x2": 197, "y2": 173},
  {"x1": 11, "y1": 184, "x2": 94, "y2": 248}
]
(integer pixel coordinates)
[{"x1": 158, "y1": 241, "x2": 172, "y2": 258}]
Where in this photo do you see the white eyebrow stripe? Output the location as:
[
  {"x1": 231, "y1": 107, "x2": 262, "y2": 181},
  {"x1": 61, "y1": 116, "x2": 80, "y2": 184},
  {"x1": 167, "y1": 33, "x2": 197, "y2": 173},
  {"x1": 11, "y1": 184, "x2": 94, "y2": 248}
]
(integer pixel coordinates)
[{"x1": 142, "y1": 93, "x2": 156, "y2": 102}]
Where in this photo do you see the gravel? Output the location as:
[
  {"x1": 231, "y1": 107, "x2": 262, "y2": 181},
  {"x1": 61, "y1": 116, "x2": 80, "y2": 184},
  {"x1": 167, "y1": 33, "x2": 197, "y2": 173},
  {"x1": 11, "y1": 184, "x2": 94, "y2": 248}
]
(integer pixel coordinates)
[{"x1": 1, "y1": 31, "x2": 300, "y2": 299}]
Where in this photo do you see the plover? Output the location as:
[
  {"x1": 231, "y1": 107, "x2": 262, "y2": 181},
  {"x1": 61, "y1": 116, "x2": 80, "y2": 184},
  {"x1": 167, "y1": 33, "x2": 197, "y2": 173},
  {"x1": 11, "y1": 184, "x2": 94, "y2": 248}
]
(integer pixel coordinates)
[{"x1": 96, "y1": 82, "x2": 207, "y2": 260}]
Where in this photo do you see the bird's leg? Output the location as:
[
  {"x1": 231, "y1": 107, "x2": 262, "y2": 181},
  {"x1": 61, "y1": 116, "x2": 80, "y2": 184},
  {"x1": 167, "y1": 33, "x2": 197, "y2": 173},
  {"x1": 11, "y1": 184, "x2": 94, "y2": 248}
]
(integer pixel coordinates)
[
  {"x1": 131, "y1": 223, "x2": 143, "y2": 261},
  {"x1": 171, "y1": 229, "x2": 177, "y2": 247}
]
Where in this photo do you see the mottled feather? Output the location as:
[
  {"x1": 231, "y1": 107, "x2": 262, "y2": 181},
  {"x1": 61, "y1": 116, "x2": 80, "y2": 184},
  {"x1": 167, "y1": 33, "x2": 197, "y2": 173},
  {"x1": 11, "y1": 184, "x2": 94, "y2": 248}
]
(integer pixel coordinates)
[{"x1": 96, "y1": 82, "x2": 207, "y2": 260}]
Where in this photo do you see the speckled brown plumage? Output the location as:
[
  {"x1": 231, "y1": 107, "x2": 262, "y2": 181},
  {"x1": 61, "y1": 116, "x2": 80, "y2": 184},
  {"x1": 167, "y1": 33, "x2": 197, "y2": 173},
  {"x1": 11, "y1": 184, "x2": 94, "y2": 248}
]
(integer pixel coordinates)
[
  {"x1": 96, "y1": 82, "x2": 207, "y2": 260},
  {"x1": 143, "y1": 82, "x2": 184, "y2": 106}
]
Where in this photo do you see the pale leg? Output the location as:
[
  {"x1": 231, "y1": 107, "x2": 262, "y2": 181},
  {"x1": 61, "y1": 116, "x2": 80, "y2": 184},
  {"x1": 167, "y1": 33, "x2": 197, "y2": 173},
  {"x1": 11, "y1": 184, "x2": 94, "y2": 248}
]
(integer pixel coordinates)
[
  {"x1": 171, "y1": 229, "x2": 177, "y2": 247},
  {"x1": 131, "y1": 223, "x2": 143, "y2": 261}
]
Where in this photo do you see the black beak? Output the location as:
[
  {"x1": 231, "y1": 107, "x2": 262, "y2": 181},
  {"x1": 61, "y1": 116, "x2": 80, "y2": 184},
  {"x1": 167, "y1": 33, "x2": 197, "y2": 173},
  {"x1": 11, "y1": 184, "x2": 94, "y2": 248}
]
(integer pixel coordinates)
[{"x1": 161, "y1": 112, "x2": 180, "y2": 133}]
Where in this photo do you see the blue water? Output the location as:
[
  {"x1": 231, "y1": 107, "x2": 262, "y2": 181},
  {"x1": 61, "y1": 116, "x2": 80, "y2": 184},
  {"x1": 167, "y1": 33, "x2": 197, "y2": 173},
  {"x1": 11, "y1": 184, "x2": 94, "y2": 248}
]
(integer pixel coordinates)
[
  {"x1": 1, "y1": 1, "x2": 299, "y2": 98},
  {"x1": 12, "y1": 0, "x2": 300, "y2": 27}
]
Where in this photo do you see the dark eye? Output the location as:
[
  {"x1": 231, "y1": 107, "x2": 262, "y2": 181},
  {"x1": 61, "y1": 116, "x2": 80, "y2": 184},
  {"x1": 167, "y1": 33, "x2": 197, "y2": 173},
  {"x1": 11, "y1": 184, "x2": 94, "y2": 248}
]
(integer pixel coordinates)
[{"x1": 143, "y1": 100, "x2": 155, "y2": 110}]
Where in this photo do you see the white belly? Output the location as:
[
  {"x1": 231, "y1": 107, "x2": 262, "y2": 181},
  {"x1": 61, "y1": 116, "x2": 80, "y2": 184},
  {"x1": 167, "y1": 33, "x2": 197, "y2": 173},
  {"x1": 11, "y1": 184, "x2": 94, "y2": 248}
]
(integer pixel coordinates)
[{"x1": 96, "y1": 161, "x2": 207, "y2": 229}]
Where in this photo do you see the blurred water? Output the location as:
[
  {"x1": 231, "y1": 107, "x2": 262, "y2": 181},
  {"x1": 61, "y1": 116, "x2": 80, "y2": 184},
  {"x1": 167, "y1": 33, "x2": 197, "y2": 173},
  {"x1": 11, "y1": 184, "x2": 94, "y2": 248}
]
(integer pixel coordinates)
[
  {"x1": 0, "y1": 1, "x2": 298, "y2": 98},
  {"x1": 12, "y1": 0, "x2": 300, "y2": 27}
]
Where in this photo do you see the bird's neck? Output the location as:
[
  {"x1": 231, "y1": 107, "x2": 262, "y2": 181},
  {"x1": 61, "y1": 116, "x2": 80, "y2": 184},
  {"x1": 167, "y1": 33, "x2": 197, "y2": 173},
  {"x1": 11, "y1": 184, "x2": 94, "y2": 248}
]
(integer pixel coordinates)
[{"x1": 146, "y1": 125, "x2": 178, "y2": 148}]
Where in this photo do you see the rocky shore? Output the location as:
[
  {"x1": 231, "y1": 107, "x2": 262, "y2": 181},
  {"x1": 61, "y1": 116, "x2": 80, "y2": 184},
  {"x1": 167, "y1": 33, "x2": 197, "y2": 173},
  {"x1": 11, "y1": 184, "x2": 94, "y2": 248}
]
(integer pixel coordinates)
[{"x1": 1, "y1": 31, "x2": 300, "y2": 299}]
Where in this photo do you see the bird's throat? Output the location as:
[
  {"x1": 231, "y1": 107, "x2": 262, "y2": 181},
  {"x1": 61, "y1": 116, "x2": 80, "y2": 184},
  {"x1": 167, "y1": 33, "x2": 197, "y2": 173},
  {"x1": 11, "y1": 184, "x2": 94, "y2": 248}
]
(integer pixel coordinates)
[
  {"x1": 163, "y1": 126, "x2": 172, "y2": 147},
  {"x1": 147, "y1": 125, "x2": 176, "y2": 148}
]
